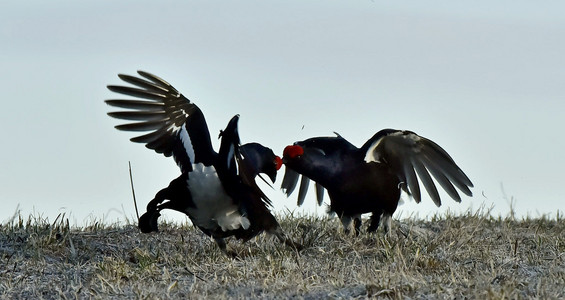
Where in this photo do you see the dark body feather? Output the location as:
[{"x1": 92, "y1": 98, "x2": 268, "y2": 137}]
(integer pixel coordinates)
[
  {"x1": 282, "y1": 130, "x2": 473, "y2": 235},
  {"x1": 106, "y1": 71, "x2": 297, "y2": 256}
]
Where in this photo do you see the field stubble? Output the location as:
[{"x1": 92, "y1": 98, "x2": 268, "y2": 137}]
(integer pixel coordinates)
[{"x1": 1, "y1": 209, "x2": 564, "y2": 299}]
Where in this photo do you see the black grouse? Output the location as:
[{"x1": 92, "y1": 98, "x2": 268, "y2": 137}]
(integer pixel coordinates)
[
  {"x1": 281, "y1": 129, "x2": 473, "y2": 235},
  {"x1": 105, "y1": 71, "x2": 297, "y2": 256}
]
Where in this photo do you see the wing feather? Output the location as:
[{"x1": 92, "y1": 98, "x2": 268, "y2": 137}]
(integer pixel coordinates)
[
  {"x1": 117, "y1": 74, "x2": 170, "y2": 93},
  {"x1": 129, "y1": 127, "x2": 172, "y2": 144},
  {"x1": 105, "y1": 99, "x2": 164, "y2": 110},
  {"x1": 115, "y1": 120, "x2": 167, "y2": 132},
  {"x1": 106, "y1": 70, "x2": 215, "y2": 172},
  {"x1": 422, "y1": 157, "x2": 461, "y2": 202},
  {"x1": 402, "y1": 158, "x2": 421, "y2": 203},
  {"x1": 423, "y1": 145, "x2": 473, "y2": 195},
  {"x1": 365, "y1": 129, "x2": 473, "y2": 206},
  {"x1": 412, "y1": 158, "x2": 441, "y2": 206},
  {"x1": 297, "y1": 176, "x2": 310, "y2": 206},
  {"x1": 107, "y1": 111, "x2": 167, "y2": 121},
  {"x1": 281, "y1": 168, "x2": 300, "y2": 197},
  {"x1": 107, "y1": 86, "x2": 166, "y2": 101},
  {"x1": 315, "y1": 183, "x2": 325, "y2": 206}
]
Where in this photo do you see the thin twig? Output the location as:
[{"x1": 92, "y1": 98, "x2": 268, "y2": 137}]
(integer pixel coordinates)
[
  {"x1": 129, "y1": 161, "x2": 140, "y2": 222},
  {"x1": 184, "y1": 267, "x2": 208, "y2": 282}
]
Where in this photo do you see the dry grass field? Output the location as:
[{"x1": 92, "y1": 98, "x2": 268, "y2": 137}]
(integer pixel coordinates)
[{"x1": 1, "y1": 209, "x2": 564, "y2": 299}]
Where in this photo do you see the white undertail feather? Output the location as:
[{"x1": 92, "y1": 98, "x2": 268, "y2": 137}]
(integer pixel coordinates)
[{"x1": 186, "y1": 163, "x2": 250, "y2": 231}]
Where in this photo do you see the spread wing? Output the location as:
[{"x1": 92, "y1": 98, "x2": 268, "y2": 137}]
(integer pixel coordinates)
[
  {"x1": 362, "y1": 129, "x2": 473, "y2": 206},
  {"x1": 105, "y1": 71, "x2": 216, "y2": 173}
]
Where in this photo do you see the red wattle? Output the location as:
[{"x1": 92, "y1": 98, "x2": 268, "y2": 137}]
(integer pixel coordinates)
[
  {"x1": 283, "y1": 145, "x2": 304, "y2": 159},
  {"x1": 274, "y1": 156, "x2": 283, "y2": 170}
]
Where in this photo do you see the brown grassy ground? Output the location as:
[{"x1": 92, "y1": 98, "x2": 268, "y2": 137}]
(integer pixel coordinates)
[{"x1": 1, "y1": 209, "x2": 564, "y2": 299}]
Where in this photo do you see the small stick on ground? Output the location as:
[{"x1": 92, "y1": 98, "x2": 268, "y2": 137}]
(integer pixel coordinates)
[{"x1": 129, "y1": 161, "x2": 140, "y2": 222}]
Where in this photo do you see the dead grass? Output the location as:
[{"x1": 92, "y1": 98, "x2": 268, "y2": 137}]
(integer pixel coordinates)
[{"x1": 1, "y1": 209, "x2": 564, "y2": 299}]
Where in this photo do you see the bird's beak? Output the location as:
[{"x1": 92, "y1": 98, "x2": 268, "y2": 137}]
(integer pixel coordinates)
[{"x1": 268, "y1": 172, "x2": 277, "y2": 183}]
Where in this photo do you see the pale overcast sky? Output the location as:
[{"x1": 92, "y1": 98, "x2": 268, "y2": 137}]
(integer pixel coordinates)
[{"x1": 1, "y1": 1, "x2": 564, "y2": 225}]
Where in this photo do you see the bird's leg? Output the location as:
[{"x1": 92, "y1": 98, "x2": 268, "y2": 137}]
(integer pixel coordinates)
[
  {"x1": 367, "y1": 211, "x2": 382, "y2": 233},
  {"x1": 213, "y1": 237, "x2": 238, "y2": 259},
  {"x1": 140, "y1": 189, "x2": 189, "y2": 232},
  {"x1": 353, "y1": 215, "x2": 362, "y2": 236},
  {"x1": 138, "y1": 209, "x2": 161, "y2": 233},
  {"x1": 138, "y1": 200, "x2": 180, "y2": 233},
  {"x1": 340, "y1": 215, "x2": 353, "y2": 235},
  {"x1": 147, "y1": 185, "x2": 175, "y2": 211},
  {"x1": 269, "y1": 227, "x2": 303, "y2": 251},
  {"x1": 147, "y1": 175, "x2": 189, "y2": 211},
  {"x1": 382, "y1": 213, "x2": 392, "y2": 236},
  {"x1": 139, "y1": 197, "x2": 178, "y2": 233}
]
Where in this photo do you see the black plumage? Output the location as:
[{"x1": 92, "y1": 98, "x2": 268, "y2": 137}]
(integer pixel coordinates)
[
  {"x1": 106, "y1": 71, "x2": 296, "y2": 256},
  {"x1": 282, "y1": 129, "x2": 473, "y2": 235}
]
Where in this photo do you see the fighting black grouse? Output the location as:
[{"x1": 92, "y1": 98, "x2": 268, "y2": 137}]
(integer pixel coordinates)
[
  {"x1": 106, "y1": 71, "x2": 297, "y2": 256},
  {"x1": 282, "y1": 129, "x2": 473, "y2": 235}
]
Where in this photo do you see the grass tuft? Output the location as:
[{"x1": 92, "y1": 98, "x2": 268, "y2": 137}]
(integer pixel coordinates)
[{"x1": 1, "y1": 210, "x2": 564, "y2": 298}]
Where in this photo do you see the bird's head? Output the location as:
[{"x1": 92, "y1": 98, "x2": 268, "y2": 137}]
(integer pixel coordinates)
[
  {"x1": 263, "y1": 153, "x2": 283, "y2": 183},
  {"x1": 283, "y1": 144, "x2": 304, "y2": 161},
  {"x1": 282, "y1": 143, "x2": 329, "y2": 173},
  {"x1": 240, "y1": 142, "x2": 282, "y2": 183}
]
